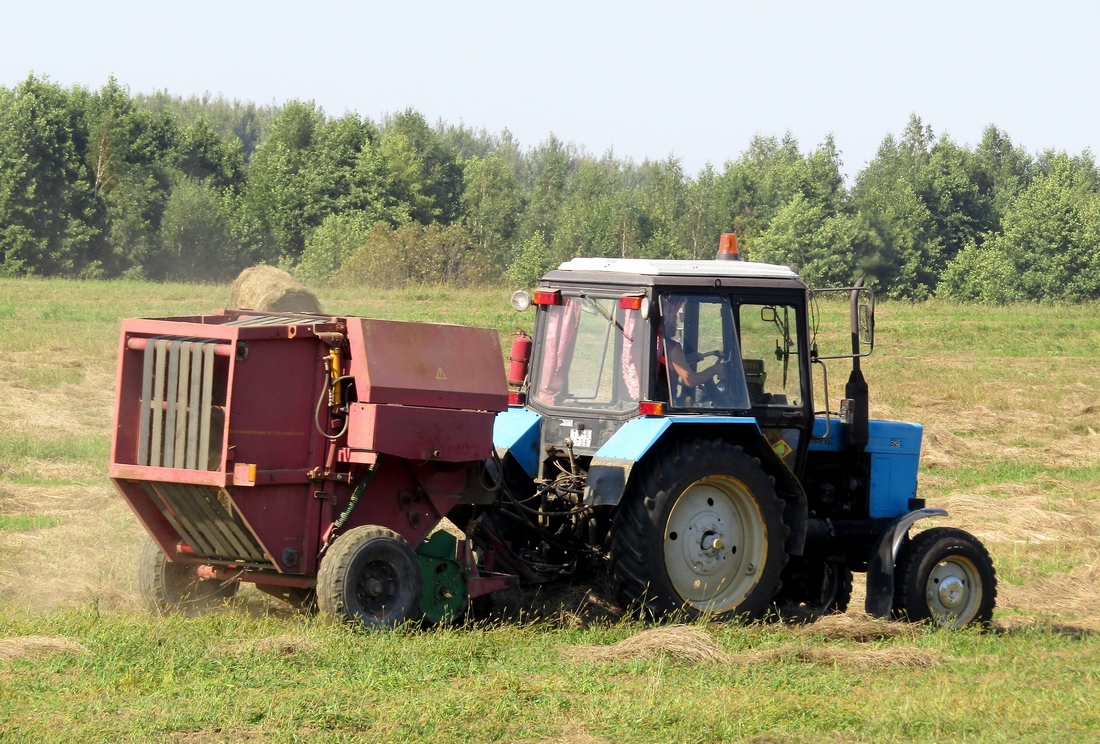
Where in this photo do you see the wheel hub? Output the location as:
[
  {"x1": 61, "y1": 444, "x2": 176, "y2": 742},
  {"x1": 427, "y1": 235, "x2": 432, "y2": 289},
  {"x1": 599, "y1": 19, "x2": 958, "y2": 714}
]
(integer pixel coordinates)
[
  {"x1": 681, "y1": 515, "x2": 729, "y2": 575},
  {"x1": 936, "y1": 575, "x2": 966, "y2": 609},
  {"x1": 363, "y1": 577, "x2": 385, "y2": 598}
]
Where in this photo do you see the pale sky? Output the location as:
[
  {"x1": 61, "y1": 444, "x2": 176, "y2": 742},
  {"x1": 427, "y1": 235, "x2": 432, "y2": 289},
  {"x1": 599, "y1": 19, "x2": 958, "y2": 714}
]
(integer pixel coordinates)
[{"x1": 4, "y1": 1, "x2": 1098, "y2": 180}]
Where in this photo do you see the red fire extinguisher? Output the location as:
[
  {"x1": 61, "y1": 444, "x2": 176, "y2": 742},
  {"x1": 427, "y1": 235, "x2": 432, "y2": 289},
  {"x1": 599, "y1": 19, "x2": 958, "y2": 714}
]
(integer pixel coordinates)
[{"x1": 508, "y1": 330, "x2": 532, "y2": 387}]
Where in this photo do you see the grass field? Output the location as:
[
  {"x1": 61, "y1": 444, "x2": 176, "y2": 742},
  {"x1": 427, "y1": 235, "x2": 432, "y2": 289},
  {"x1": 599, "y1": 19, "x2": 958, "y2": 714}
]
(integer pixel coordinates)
[{"x1": 1, "y1": 277, "x2": 1099, "y2": 742}]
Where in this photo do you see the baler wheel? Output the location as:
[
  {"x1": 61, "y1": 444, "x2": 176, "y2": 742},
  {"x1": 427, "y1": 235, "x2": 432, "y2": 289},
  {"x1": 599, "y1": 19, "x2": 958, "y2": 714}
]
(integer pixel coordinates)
[
  {"x1": 317, "y1": 525, "x2": 422, "y2": 629},
  {"x1": 137, "y1": 535, "x2": 238, "y2": 616},
  {"x1": 610, "y1": 438, "x2": 788, "y2": 622},
  {"x1": 894, "y1": 527, "x2": 997, "y2": 628}
]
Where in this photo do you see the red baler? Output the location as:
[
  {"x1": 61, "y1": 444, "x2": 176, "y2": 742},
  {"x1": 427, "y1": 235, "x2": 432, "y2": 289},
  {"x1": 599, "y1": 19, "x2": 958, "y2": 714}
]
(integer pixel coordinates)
[{"x1": 109, "y1": 309, "x2": 514, "y2": 626}]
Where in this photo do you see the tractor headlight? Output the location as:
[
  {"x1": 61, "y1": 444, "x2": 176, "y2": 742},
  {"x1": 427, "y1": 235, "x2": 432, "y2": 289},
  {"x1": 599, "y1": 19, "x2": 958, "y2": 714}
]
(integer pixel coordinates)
[{"x1": 510, "y1": 290, "x2": 532, "y2": 312}]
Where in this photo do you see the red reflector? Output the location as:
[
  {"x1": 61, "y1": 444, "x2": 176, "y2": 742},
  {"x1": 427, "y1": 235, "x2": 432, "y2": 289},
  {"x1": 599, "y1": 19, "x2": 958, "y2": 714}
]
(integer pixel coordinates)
[
  {"x1": 618, "y1": 296, "x2": 644, "y2": 311},
  {"x1": 508, "y1": 391, "x2": 525, "y2": 406},
  {"x1": 532, "y1": 290, "x2": 562, "y2": 305},
  {"x1": 638, "y1": 400, "x2": 666, "y2": 416},
  {"x1": 717, "y1": 233, "x2": 739, "y2": 260}
]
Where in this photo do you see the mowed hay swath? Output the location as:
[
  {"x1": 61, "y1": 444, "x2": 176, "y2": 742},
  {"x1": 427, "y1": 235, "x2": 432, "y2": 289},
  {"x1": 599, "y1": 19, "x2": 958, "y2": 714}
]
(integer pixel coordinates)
[{"x1": 228, "y1": 266, "x2": 322, "y2": 313}]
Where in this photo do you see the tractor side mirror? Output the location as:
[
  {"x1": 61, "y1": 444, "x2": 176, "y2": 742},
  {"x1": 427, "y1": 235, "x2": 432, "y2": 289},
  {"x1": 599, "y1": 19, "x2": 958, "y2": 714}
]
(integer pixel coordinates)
[{"x1": 858, "y1": 301, "x2": 874, "y2": 348}]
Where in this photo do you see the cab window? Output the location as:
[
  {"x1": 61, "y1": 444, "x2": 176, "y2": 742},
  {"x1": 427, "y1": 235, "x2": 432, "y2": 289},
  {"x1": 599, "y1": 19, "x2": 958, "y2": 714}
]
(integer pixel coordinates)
[
  {"x1": 737, "y1": 303, "x2": 802, "y2": 407},
  {"x1": 658, "y1": 294, "x2": 750, "y2": 410}
]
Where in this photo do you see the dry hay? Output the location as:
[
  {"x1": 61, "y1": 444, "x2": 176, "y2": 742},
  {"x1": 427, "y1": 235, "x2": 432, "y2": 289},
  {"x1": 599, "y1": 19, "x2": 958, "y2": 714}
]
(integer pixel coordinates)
[
  {"x1": 937, "y1": 491, "x2": 1097, "y2": 544},
  {"x1": 228, "y1": 266, "x2": 322, "y2": 313},
  {"x1": 0, "y1": 635, "x2": 87, "y2": 660},
  {"x1": 530, "y1": 724, "x2": 610, "y2": 744},
  {"x1": 920, "y1": 422, "x2": 982, "y2": 471},
  {"x1": 747, "y1": 643, "x2": 942, "y2": 670},
  {"x1": 167, "y1": 728, "x2": 261, "y2": 743},
  {"x1": 0, "y1": 482, "x2": 145, "y2": 614},
  {"x1": 796, "y1": 613, "x2": 918, "y2": 642},
  {"x1": 1000, "y1": 563, "x2": 1100, "y2": 621},
  {"x1": 562, "y1": 625, "x2": 731, "y2": 665}
]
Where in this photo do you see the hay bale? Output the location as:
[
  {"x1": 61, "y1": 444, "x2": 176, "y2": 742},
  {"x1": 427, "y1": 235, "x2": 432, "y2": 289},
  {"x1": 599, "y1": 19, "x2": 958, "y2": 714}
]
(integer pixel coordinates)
[{"x1": 228, "y1": 266, "x2": 322, "y2": 313}]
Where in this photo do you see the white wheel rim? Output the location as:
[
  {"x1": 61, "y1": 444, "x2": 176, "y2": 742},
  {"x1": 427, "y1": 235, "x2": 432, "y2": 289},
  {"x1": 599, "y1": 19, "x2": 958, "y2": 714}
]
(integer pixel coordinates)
[
  {"x1": 925, "y1": 555, "x2": 983, "y2": 627},
  {"x1": 663, "y1": 475, "x2": 767, "y2": 613}
]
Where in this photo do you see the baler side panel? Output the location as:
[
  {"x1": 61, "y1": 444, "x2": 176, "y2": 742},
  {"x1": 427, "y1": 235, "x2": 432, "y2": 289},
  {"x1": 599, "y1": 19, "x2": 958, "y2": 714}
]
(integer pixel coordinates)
[
  {"x1": 347, "y1": 318, "x2": 508, "y2": 412},
  {"x1": 224, "y1": 337, "x2": 321, "y2": 473}
]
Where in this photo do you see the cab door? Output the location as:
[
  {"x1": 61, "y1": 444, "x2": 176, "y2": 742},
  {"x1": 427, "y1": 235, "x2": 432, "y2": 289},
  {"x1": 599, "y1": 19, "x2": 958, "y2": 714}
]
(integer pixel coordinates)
[{"x1": 735, "y1": 299, "x2": 812, "y2": 475}]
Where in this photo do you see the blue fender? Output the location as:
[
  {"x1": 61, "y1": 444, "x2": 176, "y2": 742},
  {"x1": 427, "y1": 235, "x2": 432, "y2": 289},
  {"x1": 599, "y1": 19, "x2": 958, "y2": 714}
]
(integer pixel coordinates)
[
  {"x1": 583, "y1": 415, "x2": 762, "y2": 507},
  {"x1": 492, "y1": 406, "x2": 542, "y2": 478},
  {"x1": 864, "y1": 507, "x2": 948, "y2": 618}
]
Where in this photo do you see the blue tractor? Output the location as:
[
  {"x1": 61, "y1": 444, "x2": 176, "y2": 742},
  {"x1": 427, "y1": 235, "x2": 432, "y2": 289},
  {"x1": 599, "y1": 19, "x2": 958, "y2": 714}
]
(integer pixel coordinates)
[{"x1": 481, "y1": 243, "x2": 996, "y2": 626}]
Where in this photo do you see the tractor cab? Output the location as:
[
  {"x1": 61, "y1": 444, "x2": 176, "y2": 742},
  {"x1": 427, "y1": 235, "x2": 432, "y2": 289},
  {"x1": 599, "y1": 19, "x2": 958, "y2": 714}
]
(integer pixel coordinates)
[{"x1": 508, "y1": 257, "x2": 817, "y2": 482}]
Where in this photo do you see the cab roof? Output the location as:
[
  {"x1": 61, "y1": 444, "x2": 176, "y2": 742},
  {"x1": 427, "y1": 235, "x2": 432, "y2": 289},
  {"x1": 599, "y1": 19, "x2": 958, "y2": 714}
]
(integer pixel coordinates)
[
  {"x1": 555, "y1": 257, "x2": 799, "y2": 280},
  {"x1": 542, "y1": 258, "x2": 805, "y2": 291}
]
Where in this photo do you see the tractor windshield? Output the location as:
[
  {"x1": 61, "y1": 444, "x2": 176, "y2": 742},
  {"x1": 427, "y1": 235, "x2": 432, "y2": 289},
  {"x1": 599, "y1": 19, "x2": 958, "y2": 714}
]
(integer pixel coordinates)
[{"x1": 532, "y1": 295, "x2": 643, "y2": 412}]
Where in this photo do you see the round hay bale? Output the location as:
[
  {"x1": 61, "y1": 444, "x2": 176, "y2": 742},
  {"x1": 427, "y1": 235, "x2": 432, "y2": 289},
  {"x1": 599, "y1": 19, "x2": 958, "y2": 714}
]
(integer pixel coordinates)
[{"x1": 229, "y1": 266, "x2": 322, "y2": 313}]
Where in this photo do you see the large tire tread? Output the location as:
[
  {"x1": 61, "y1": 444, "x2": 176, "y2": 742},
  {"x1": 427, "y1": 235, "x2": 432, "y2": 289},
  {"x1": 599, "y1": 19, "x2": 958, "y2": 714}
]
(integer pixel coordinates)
[
  {"x1": 137, "y1": 535, "x2": 237, "y2": 616},
  {"x1": 894, "y1": 526, "x2": 997, "y2": 628},
  {"x1": 610, "y1": 437, "x2": 789, "y2": 622},
  {"x1": 317, "y1": 525, "x2": 422, "y2": 629}
]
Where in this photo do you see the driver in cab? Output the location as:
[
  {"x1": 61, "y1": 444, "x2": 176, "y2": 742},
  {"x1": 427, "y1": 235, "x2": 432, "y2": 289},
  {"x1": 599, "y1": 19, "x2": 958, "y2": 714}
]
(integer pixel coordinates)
[{"x1": 658, "y1": 297, "x2": 725, "y2": 402}]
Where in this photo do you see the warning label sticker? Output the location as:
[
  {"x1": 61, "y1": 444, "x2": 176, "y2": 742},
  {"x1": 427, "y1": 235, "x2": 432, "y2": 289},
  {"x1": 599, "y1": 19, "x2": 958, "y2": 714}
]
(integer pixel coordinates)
[{"x1": 771, "y1": 439, "x2": 793, "y2": 459}]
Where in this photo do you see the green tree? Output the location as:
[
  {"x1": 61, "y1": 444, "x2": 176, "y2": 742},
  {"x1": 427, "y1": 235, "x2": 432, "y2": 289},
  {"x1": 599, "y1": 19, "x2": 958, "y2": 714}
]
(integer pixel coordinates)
[
  {"x1": 295, "y1": 211, "x2": 371, "y2": 284},
  {"x1": 518, "y1": 135, "x2": 573, "y2": 244},
  {"x1": 175, "y1": 114, "x2": 244, "y2": 191},
  {"x1": 155, "y1": 179, "x2": 236, "y2": 282},
  {"x1": 506, "y1": 232, "x2": 556, "y2": 288},
  {"x1": 461, "y1": 152, "x2": 521, "y2": 272},
  {"x1": 749, "y1": 193, "x2": 858, "y2": 286},
  {"x1": 941, "y1": 153, "x2": 1100, "y2": 302},
  {"x1": 377, "y1": 109, "x2": 463, "y2": 225},
  {"x1": 0, "y1": 75, "x2": 98, "y2": 276}
]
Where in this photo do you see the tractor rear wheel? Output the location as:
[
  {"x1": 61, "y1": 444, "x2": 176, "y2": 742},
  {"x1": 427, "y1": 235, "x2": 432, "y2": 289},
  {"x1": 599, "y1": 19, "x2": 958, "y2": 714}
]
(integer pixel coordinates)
[
  {"x1": 610, "y1": 438, "x2": 788, "y2": 621},
  {"x1": 137, "y1": 535, "x2": 238, "y2": 616},
  {"x1": 317, "y1": 525, "x2": 423, "y2": 629},
  {"x1": 894, "y1": 527, "x2": 996, "y2": 628}
]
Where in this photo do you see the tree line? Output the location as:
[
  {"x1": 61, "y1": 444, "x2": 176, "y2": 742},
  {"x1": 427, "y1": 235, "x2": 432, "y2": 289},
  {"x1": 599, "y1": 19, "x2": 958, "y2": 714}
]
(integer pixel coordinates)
[{"x1": 2, "y1": 74, "x2": 1099, "y2": 302}]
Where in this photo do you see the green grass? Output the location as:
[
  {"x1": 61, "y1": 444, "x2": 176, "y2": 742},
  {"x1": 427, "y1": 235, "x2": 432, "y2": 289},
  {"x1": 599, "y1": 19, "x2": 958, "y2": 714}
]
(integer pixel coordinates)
[
  {"x1": 0, "y1": 515, "x2": 61, "y2": 531},
  {"x1": 0, "y1": 432, "x2": 107, "y2": 461},
  {"x1": 1, "y1": 611, "x2": 1099, "y2": 742},
  {"x1": 936, "y1": 462, "x2": 1100, "y2": 489}
]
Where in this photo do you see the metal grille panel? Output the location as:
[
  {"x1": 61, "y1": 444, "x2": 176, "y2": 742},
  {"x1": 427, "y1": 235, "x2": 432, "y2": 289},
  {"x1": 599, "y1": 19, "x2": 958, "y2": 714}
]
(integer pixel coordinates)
[
  {"x1": 137, "y1": 338, "x2": 223, "y2": 470},
  {"x1": 141, "y1": 482, "x2": 271, "y2": 565}
]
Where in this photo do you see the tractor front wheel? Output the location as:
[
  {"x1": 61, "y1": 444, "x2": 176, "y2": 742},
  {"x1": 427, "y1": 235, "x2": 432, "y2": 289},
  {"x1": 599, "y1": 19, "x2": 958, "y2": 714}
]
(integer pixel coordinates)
[
  {"x1": 317, "y1": 525, "x2": 423, "y2": 629},
  {"x1": 137, "y1": 535, "x2": 238, "y2": 616},
  {"x1": 611, "y1": 438, "x2": 788, "y2": 622},
  {"x1": 894, "y1": 527, "x2": 997, "y2": 628}
]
